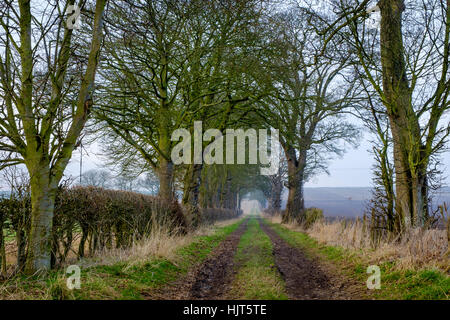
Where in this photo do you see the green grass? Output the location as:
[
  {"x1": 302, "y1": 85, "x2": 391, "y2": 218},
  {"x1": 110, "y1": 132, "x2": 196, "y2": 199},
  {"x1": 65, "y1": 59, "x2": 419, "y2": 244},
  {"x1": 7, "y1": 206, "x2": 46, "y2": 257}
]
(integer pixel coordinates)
[
  {"x1": 74, "y1": 219, "x2": 245, "y2": 300},
  {"x1": 0, "y1": 219, "x2": 244, "y2": 300},
  {"x1": 263, "y1": 218, "x2": 450, "y2": 300},
  {"x1": 2, "y1": 222, "x2": 16, "y2": 242},
  {"x1": 228, "y1": 218, "x2": 288, "y2": 300},
  {"x1": 377, "y1": 265, "x2": 450, "y2": 300}
]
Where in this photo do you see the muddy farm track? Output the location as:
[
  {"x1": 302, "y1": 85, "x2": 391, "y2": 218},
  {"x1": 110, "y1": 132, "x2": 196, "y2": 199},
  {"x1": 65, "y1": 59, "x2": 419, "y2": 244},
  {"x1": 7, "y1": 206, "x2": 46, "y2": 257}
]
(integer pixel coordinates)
[
  {"x1": 146, "y1": 217, "x2": 367, "y2": 300},
  {"x1": 188, "y1": 219, "x2": 249, "y2": 299},
  {"x1": 145, "y1": 219, "x2": 249, "y2": 300},
  {"x1": 258, "y1": 219, "x2": 366, "y2": 300}
]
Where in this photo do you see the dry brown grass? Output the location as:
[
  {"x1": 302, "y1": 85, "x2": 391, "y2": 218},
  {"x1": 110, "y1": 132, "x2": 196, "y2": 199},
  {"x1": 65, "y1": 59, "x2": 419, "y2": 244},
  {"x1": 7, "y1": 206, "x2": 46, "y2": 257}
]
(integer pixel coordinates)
[
  {"x1": 75, "y1": 217, "x2": 243, "y2": 270},
  {"x1": 0, "y1": 217, "x2": 243, "y2": 300},
  {"x1": 3, "y1": 215, "x2": 242, "y2": 272},
  {"x1": 265, "y1": 214, "x2": 449, "y2": 272}
]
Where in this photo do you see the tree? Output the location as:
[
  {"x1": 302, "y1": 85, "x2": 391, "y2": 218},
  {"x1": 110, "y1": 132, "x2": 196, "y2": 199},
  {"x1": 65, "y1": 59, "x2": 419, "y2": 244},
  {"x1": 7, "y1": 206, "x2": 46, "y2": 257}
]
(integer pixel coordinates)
[
  {"x1": 81, "y1": 169, "x2": 112, "y2": 188},
  {"x1": 356, "y1": 92, "x2": 397, "y2": 232},
  {"x1": 0, "y1": 0, "x2": 108, "y2": 273},
  {"x1": 95, "y1": 0, "x2": 193, "y2": 202},
  {"x1": 0, "y1": 165, "x2": 30, "y2": 271},
  {"x1": 138, "y1": 171, "x2": 160, "y2": 195},
  {"x1": 178, "y1": 0, "x2": 267, "y2": 225},
  {"x1": 338, "y1": 0, "x2": 450, "y2": 229},
  {"x1": 96, "y1": 0, "x2": 266, "y2": 210},
  {"x1": 256, "y1": 9, "x2": 360, "y2": 223},
  {"x1": 349, "y1": 61, "x2": 399, "y2": 232},
  {"x1": 199, "y1": 162, "x2": 265, "y2": 211},
  {"x1": 114, "y1": 174, "x2": 137, "y2": 191},
  {"x1": 266, "y1": 151, "x2": 287, "y2": 214}
]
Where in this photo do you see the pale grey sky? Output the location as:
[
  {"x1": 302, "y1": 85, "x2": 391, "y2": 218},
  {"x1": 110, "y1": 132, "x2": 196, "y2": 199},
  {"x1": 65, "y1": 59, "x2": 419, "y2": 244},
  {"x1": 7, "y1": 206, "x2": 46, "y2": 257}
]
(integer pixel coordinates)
[
  {"x1": 306, "y1": 138, "x2": 450, "y2": 188},
  {"x1": 65, "y1": 132, "x2": 450, "y2": 188}
]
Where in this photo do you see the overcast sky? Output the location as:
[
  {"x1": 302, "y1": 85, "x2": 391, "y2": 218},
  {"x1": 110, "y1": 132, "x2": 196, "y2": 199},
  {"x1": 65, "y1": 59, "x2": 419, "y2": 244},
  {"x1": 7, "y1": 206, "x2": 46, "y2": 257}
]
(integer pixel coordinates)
[{"x1": 65, "y1": 131, "x2": 450, "y2": 189}]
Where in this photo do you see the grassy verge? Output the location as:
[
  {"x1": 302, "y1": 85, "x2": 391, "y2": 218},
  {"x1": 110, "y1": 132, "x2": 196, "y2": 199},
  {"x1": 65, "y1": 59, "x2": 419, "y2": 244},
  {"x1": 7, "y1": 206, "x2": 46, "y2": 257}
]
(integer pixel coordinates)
[
  {"x1": 263, "y1": 218, "x2": 450, "y2": 300},
  {"x1": 228, "y1": 217, "x2": 288, "y2": 300},
  {"x1": 0, "y1": 219, "x2": 244, "y2": 300}
]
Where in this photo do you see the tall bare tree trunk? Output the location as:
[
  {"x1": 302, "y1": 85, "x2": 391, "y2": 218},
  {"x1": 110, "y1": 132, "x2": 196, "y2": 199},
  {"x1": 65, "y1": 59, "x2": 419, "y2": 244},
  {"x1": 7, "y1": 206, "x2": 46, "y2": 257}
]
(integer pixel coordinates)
[
  {"x1": 271, "y1": 175, "x2": 282, "y2": 214},
  {"x1": 25, "y1": 162, "x2": 58, "y2": 273},
  {"x1": 283, "y1": 147, "x2": 306, "y2": 223},
  {"x1": 17, "y1": 0, "x2": 108, "y2": 274},
  {"x1": 237, "y1": 191, "x2": 241, "y2": 211},
  {"x1": 379, "y1": 0, "x2": 428, "y2": 229},
  {"x1": 379, "y1": 145, "x2": 396, "y2": 232},
  {"x1": 157, "y1": 55, "x2": 175, "y2": 202},
  {"x1": 183, "y1": 164, "x2": 203, "y2": 227},
  {"x1": 158, "y1": 157, "x2": 174, "y2": 202}
]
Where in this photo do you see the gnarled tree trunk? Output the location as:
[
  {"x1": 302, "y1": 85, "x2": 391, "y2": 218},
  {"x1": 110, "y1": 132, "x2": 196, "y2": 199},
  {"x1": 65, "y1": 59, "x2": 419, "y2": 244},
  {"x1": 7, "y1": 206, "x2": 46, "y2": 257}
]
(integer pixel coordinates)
[
  {"x1": 270, "y1": 175, "x2": 283, "y2": 214},
  {"x1": 283, "y1": 147, "x2": 306, "y2": 223},
  {"x1": 182, "y1": 163, "x2": 203, "y2": 227}
]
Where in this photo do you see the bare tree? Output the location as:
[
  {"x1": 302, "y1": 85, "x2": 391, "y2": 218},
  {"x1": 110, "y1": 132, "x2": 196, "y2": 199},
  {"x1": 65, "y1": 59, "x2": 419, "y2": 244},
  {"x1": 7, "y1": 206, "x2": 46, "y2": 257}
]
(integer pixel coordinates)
[
  {"x1": 96, "y1": 0, "x2": 266, "y2": 223},
  {"x1": 138, "y1": 171, "x2": 159, "y2": 195},
  {"x1": 0, "y1": 0, "x2": 108, "y2": 273},
  {"x1": 114, "y1": 174, "x2": 137, "y2": 191},
  {"x1": 81, "y1": 169, "x2": 112, "y2": 188},
  {"x1": 336, "y1": 0, "x2": 450, "y2": 229},
  {"x1": 266, "y1": 150, "x2": 287, "y2": 214},
  {"x1": 0, "y1": 166, "x2": 30, "y2": 272},
  {"x1": 256, "y1": 9, "x2": 360, "y2": 223}
]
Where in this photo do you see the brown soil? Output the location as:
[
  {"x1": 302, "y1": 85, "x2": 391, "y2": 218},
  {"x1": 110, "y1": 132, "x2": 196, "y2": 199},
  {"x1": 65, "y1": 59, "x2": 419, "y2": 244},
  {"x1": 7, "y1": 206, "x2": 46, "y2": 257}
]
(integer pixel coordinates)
[
  {"x1": 188, "y1": 219, "x2": 248, "y2": 299},
  {"x1": 144, "y1": 218, "x2": 369, "y2": 300},
  {"x1": 144, "y1": 219, "x2": 248, "y2": 300},
  {"x1": 259, "y1": 219, "x2": 369, "y2": 300}
]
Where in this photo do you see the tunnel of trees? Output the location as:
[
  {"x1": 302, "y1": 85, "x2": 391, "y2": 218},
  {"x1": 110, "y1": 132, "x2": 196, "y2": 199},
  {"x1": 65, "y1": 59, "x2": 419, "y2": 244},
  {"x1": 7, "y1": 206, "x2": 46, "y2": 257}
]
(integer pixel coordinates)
[{"x1": 0, "y1": 0, "x2": 449, "y2": 274}]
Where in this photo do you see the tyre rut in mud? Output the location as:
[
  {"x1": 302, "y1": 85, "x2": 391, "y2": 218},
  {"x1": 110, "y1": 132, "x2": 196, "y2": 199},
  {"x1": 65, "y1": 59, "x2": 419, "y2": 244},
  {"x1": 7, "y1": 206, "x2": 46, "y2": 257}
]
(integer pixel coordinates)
[
  {"x1": 188, "y1": 219, "x2": 249, "y2": 299},
  {"x1": 259, "y1": 219, "x2": 360, "y2": 300}
]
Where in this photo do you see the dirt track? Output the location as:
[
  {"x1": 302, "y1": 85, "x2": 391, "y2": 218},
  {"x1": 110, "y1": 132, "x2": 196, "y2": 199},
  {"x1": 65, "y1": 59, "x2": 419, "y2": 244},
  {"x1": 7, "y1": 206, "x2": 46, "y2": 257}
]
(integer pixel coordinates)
[
  {"x1": 147, "y1": 217, "x2": 367, "y2": 300},
  {"x1": 188, "y1": 219, "x2": 248, "y2": 299},
  {"x1": 145, "y1": 219, "x2": 248, "y2": 300},
  {"x1": 258, "y1": 220, "x2": 333, "y2": 299},
  {"x1": 258, "y1": 219, "x2": 366, "y2": 300}
]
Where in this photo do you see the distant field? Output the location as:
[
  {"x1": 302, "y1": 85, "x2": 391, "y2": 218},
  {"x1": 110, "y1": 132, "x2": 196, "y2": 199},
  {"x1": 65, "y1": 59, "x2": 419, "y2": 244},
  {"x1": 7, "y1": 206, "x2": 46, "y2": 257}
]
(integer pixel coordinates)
[
  {"x1": 281, "y1": 187, "x2": 450, "y2": 218},
  {"x1": 305, "y1": 200, "x2": 366, "y2": 218}
]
